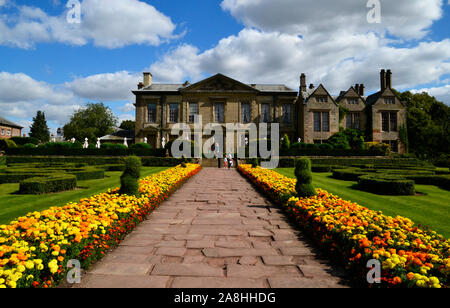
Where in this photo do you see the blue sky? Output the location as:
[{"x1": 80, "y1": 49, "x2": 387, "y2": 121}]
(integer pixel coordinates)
[{"x1": 0, "y1": 0, "x2": 449, "y2": 135}]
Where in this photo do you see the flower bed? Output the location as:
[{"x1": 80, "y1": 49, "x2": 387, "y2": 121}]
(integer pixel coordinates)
[
  {"x1": 238, "y1": 165, "x2": 449, "y2": 288},
  {"x1": 0, "y1": 164, "x2": 201, "y2": 288}
]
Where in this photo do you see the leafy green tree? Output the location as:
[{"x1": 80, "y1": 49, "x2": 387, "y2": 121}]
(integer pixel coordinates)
[
  {"x1": 119, "y1": 120, "x2": 135, "y2": 131},
  {"x1": 280, "y1": 134, "x2": 291, "y2": 152},
  {"x1": 397, "y1": 91, "x2": 450, "y2": 157},
  {"x1": 63, "y1": 103, "x2": 118, "y2": 143},
  {"x1": 327, "y1": 129, "x2": 365, "y2": 150},
  {"x1": 29, "y1": 111, "x2": 50, "y2": 143}
]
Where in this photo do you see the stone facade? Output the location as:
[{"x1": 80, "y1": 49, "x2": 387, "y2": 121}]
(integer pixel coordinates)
[{"x1": 133, "y1": 70, "x2": 407, "y2": 154}]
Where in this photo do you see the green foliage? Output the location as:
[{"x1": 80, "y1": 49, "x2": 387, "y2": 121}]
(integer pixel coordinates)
[
  {"x1": 397, "y1": 91, "x2": 450, "y2": 158},
  {"x1": 119, "y1": 156, "x2": 141, "y2": 196},
  {"x1": 71, "y1": 140, "x2": 83, "y2": 149},
  {"x1": 119, "y1": 120, "x2": 135, "y2": 131},
  {"x1": 63, "y1": 103, "x2": 118, "y2": 143},
  {"x1": 22, "y1": 143, "x2": 36, "y2": 149},
  {"x1": 327, "y1": 129, "x2": 365, "y2": 150},
  {"x1": 130, "y1": 142, "x2": 151, "y2": 150},
  {"x1": 29, "y1": 111, "x2": 50, "y2": 143},
  {"x1": 364, "y1": 142, "x2": 391, "y2": 156},
  {"x1": 0, "y1": 139, "x2": 17, "y2": 151},
  {"x1": 10, "y1": 137, "x2": 39, "y2": 146},
  {"x1": 251, "y1": 158, "x2": 259, "y2": 168},
  {"x1": 294, "y1": 157, "x2": 317, "y2": 198},
  {"x1": 100, "y1": 143, "x2": 128, "y2": 150},
  {"x1": 358, "y1": 175, "x2": 415, "y2": 196},
  {"x1": 19, "y1": 174, "x2": 77, "y2": 195},
  {"x1": 280, "y1": 134, "x2": 291, "y2": 152}
]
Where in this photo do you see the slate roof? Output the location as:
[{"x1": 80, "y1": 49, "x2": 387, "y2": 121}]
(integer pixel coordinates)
[
  {"x1": 0, "y1": 116, "x2": 23, "y2": 129},
  {"x1": 100, "y1": 128, "x2": 135, "y2": 141}
]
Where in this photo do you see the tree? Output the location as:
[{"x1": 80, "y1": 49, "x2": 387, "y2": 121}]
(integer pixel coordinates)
[
  {"x1": 63, "y1": 103, "x2": 118, "y2": 143},
  {"x1": 397, "y1": 91, "x2": 450, "y2": 157},
  {"x1": 119, "y1": 120, "x2": 135, "y2": 131},
  {"x1": 280, "y1": 134, "x2": 291, "y2": 152},
  {"x1": 327, "y1": 129, "x2": 365, "y2": 150},
  {"x1": 29, "y1": 111, "x2": 50, "y2": 143}
]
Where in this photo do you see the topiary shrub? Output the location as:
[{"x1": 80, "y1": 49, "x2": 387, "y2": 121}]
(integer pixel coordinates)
[
  {"x1": 295, "y1": 157, "x2": 317, "y2": 198},
  {"x1": 358, "y1": 174, "x2": 415, "y2": 196},
  {"x1": 119, "y1": 156, "x2": 141, "y2": 196},
  {"x1": 281, "y1": 134, "x2": 291, "y2": 152},
  {"x1": 71, "y1": 141, "x2": 83, "y2": 149},
  {"x1": 251, "y1": 158, "x2": 259, "y2": 168},
  {"x1": 19, "y1": 174, "x2": 77, "y2": 194},
  {"x1": 22, "y1": 143, "x2": 37, "y2": 149}
]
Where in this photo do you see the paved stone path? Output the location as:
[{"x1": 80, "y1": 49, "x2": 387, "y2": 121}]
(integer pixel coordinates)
[{"x1": 74, "y1": 168, "x2": 350, "y2": 288}]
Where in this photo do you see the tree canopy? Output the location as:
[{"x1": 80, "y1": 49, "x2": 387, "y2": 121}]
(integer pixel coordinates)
[
  {"x1": 119, "y1": 120, "x2": 135, "y2": 131},
  {"x1": 396, "y1": 90, "x2": 449, "y2": 157},
  {"x1": 63, "y1": 103, "x2": 118, "y2": 143},
  {"x1": 29, "y1": 111, "x2": 50, "y2": 143}
]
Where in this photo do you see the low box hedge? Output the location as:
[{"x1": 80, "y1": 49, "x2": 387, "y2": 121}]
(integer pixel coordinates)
[
  {"x1": 332, "y1": 168, "x2": 373, "y2": 181},
  {"x1": 406, "y1": 175, "x2": 450, "y2": 191},
  {"x1": 19, "y1": 174, "x2": 77, "y2": 195},
  {"x1": 6, "y1": 147, "x2": 166, "y2": 157},
  {"x1": 358, "y1": 174, "x2": 415, "y2": 196}
]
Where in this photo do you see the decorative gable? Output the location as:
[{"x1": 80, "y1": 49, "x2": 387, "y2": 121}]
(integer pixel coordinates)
[{"x1": 181, "y1": 74, "x2": 259, "y2": 93}]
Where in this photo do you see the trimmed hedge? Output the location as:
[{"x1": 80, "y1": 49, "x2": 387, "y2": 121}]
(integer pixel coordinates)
[
  {"x1": 6, "y1": 156, "x2": 191, "y2": 167},
  {"x1": 358, "y1": 174, "x2": 415, "y2": 196},
  {"x1": 19, "y1": 174, "x2": 77, "y2": 194},
  {"x1": 332, "y1": 168, "x2": 372, "y2": 181},
  {"x1": 0, "y1": 156, "x2": 5, "y2": 166},
  {"x1": 6, "y1": 147, "x2": 166, "y2": 157},
  {"x1": 9, "y1": 137, "x2": 39, "y2": 146},
  {"x1": 0, "y1": 166, "x2": 105, "y2": 183},
  {"x1": 407, "y1": 175, "x2": 450, "y2": 191}
]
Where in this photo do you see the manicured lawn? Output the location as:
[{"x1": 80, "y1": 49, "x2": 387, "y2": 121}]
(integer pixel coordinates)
[
  {"x1": 276, "y1": 168, "x2": 450, "y2": 238},
  {"x1": 0, "y1": 167, "x2": 168, "y2": 225}
]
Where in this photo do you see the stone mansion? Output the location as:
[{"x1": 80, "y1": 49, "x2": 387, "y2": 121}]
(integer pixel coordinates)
[{"x1": 133, "y1": 69, "x2": 407, "y2": 154}]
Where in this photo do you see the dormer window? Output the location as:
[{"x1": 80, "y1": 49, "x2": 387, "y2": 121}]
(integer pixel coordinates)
[
  {"x1": 348, "y1": 98, "x2": 358, "y2": 105},
  {"x1": 384, "y1": 97, "x2": 395, "y2": 104},
  {"x1": 316, "y1": 96, "x2": 328, "y2": 103}
]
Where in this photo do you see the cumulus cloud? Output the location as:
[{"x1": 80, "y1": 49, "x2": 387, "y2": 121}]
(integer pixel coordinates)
[
  {"x1": 0, "y1": 0, "x2": 179, "y2": 48},
  {"x1": 65, "y1": 71, "x2": 140, "y2": 101},
  {"x1": 149, "y1": 29, "x2": 450, "y2": 95},
  {"x1": 120, "y1": 103, "x2": 136, "y2": 113},
  {"x1": 221, "y1": 0, "x2": 443, "y2": 40}
]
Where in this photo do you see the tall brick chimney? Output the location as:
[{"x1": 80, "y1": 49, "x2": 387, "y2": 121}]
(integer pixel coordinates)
[
  {"x1": 380, "y1": 69, "x2": 386, "y2": 91},
  {"x1": 355, "y1": 84, "x2": 360, "y2": 94},
  {"x1": 359, "y1": 84, "x2": 365, "y2": 96},
  {"x1": 300, "y1": 73, "x2": 307, "y2": 93},
  {"x1": 386, "y1": 70, "x2": 392, "y2": 89},
  {"x1": 143, "y1": 72, "x2": 152, "y2": 87}
]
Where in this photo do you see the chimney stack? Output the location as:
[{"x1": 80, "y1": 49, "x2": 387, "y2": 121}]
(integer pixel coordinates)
[
  {"x1": 137, "y1": 82, "x2": 144, "y2": 90},
  {"x1": 359, "y1": 84, "x2": 365, "y2": 96},
  {"x1": 380, "y1": 69, "x2": 386, "y2": 91},
  {"x1": 386, "y1": 70, "x2": 392, "y2": 89},
  {"x1": 300, "y1": 73, "x2": 307, "y2": 93},
  {"x1": 355, "y1": 84, "x2": 360, "y2": 94},
  {"x1": 143, "y1": 72, "x2": 152, "y2": 87},
  {"x1": 309, "y1": 83, "x2": 315, "y2": 90}
]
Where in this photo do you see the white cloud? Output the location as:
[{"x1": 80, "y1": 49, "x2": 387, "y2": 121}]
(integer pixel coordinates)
[
  {"x1": 0, "y1": 0, "x2": 179, "y2": 48},
  {"x1": 148, "y1": 29, "x2": 450, "y2": 95},
  {"x1": 120, "y1": 103, "x2": 135, "y2": 113},
  {"x1": 221, "y1": 0, "x2": 443, "y2": 40},
  {"x1": 411, "y1": 84, "x2": 450, "y2": 104},
  {"x1": 65, "y1": 71, "x2": 140, "y2": 101}
]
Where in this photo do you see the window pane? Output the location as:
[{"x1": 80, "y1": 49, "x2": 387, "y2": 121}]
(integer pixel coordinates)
[
  {"x1": 390, "y1": 112, "x2": 397, "y2": 132},
  {"x1": 346, "y1": 114, "x2": 352, "y2": 129},
  {"x1": 242, "y1": 103, "x2": 251, "y2": 123},
  {"x1": 353, "y1": 113, "x2": 360, "y2": 130},
  {"x1": 215, "y1": 103, "x2": 224, "y2": 123},
  {"x1": 147, "y1": 104, "x2": 157, "y2": 123},
  {"x1": 382, "y1": 112, "x2": 389, "y2": 132},
  {"x1": 169, "y1": 104, "x2": 179, "y2": 123},
  {"x1": 314, "y1": 112, "x2": 321, "y2": 132},
  {"x1": 189, "y1": 103, "x2": 198, "y2": 123},
  {"x1": 322, "y1": 112, "x2": 330, "y2": 132},
  {"x1": 282, "y1": 104, "x2": 291, "y2": 124},
  {"x1": 261, "y1": 104, "x2": 270, "y2": 123}
]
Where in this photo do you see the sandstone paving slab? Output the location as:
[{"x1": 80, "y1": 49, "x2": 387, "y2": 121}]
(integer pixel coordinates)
[
  {"x1": 171, "y1": 277, "x2": 267, "y2": 288},
  {"x1": 77, "y1": 275, "x2": 170, "y2": 288},
  {"x1": 75, "y1": 168, "x2": 349, "y2": 288}
]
